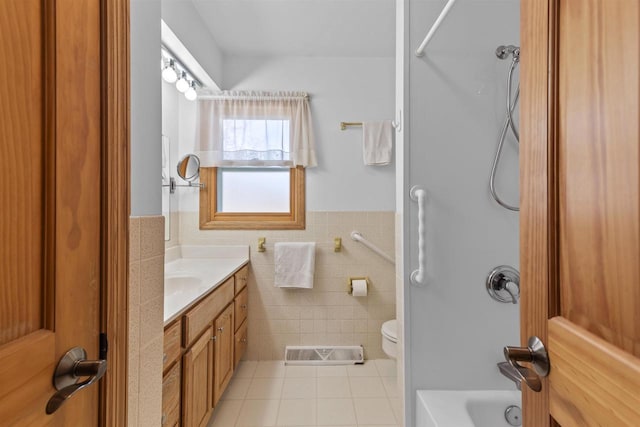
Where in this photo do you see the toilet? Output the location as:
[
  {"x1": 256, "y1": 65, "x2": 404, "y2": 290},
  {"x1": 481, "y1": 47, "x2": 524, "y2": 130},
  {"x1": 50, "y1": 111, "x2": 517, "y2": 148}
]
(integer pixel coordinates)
[{"x1": 381, "y1": 319, "x2": 398, "y2": 359}]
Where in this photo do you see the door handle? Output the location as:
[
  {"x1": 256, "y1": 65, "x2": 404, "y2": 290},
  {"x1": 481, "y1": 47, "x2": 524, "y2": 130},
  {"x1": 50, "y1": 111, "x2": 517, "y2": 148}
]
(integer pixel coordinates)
[
  {"x1": 503, "y1": 336, "x2": 549, "y2": 392},
  {"x1": 46, "y1": 347, "x2": 107, "y2": 414}
]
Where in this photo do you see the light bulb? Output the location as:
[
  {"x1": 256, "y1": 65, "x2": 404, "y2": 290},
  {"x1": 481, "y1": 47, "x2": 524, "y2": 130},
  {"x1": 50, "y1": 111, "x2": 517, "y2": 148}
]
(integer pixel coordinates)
[
  {"x1": 185, "y1": 81, "x2": 197, "y2": 101},
  {"x1": 176, "y1": 72, "x2": 189, "y2": 93},
  {"x1": 162, "y1": 59, "x2": 178, "y2": 83}
]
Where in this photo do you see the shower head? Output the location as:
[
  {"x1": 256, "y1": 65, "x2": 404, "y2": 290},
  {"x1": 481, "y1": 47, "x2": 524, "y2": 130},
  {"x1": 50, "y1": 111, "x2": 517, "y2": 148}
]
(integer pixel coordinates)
[{"x1": 496, "y1": 45, "x2": 520, "y2": 61}]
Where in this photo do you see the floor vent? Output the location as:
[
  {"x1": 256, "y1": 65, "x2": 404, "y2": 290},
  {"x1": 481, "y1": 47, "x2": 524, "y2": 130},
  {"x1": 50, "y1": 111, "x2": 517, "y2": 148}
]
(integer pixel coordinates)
[{"x1": 284, "y1": 345, "x2": 364, "y2": 365}]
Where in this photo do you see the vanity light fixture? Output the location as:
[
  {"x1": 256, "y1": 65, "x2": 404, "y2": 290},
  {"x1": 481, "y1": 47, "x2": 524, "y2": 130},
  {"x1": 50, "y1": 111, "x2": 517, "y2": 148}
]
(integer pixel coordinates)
[
  {"x1": 161, "y1": 49, "x2": 201, "y2": 101},
  {"x1": 184, "y1": 81, "x2": 198, "y2": 101},
  {"x1": 175, "y1": 71, "x2": 189, "y2": 93},
  {"x1": 161, "y1": 58, "x2": 178, "y2": 83}
]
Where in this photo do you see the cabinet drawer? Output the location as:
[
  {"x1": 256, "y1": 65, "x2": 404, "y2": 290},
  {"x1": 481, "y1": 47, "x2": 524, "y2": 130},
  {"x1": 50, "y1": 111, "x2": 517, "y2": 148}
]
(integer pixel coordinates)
[
  {"x1": 163, "y1": 319, "x2": 182, "y2": 373},
  {"x1": 162, "y1": 362, "x2": 181, "y2": 427},
  {"x1": 234, "y1": 287, "x2": 248, "y2": 332},
  {"x1": 234, "y1": 264, "x2": 248, "y2": 294},
  {"x1": 234, "y1": 320, "x2": 248, "y2": 369},
  {"x1": 183, "y1": 277, "x2": 234, "y2": 347}
]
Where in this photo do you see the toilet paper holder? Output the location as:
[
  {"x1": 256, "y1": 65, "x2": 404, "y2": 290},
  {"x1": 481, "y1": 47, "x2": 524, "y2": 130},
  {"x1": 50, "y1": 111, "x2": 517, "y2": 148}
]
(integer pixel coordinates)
[{"x1": 348, "y1": 277, "x2": 370, "y2": 295}]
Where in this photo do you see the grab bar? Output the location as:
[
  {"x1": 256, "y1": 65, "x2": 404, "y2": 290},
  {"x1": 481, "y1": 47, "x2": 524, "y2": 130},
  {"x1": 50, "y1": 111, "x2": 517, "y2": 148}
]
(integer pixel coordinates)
[
  {"x1": 410, "y1": 186, "x2": 427, "y2": 286},
  {"x1": 350, "y1": 231, "x2": 395, "y2": 265},
  {"x1": 415, "y1": 0, "x2": 459, "y2": 57}
]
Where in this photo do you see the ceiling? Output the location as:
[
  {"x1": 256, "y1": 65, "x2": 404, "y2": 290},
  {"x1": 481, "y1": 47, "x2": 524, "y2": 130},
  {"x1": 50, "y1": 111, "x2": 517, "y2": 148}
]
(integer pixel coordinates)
[{"x1": 189, "y1": 0, "x2": 395, "y2": 57}]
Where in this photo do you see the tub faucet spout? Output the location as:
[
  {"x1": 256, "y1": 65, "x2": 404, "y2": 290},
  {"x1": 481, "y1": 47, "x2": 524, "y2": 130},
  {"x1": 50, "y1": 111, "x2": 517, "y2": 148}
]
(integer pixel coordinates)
[{"x1": 497, "y1": 361, "x2": 522, "y2": 390}]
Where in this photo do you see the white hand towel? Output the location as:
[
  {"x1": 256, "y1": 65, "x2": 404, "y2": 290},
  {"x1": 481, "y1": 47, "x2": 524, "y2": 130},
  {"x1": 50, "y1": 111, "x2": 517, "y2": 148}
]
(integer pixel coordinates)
[
  {"x1": 362, "y1": 120, "x2": 393, "y2": 166},
  {"x1": 274, "y1": 242, "x2": 316, "y2": 288}
]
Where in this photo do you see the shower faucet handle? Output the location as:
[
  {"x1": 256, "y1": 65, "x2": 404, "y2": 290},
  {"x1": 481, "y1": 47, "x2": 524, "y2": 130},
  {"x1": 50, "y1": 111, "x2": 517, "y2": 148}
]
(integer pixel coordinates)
[
  {"x1": 486, "y1": 266, "x2": 520, "y2": 304},
  {"x1": 503, "y1": 280, "x2": 520, "y2": 304}
]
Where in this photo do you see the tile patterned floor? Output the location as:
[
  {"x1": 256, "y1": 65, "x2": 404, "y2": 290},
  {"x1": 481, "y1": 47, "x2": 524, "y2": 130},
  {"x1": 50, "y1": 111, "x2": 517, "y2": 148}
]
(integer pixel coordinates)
[{"x1": 208, "y1": 360, "x2": 402, "y2": 427}]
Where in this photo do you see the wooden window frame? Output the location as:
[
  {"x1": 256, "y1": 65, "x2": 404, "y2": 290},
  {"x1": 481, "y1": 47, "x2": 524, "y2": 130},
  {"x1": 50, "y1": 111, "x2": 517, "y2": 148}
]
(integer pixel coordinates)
[{"x1": 199, "y1": 166, "x2": 306, "y2": 230}]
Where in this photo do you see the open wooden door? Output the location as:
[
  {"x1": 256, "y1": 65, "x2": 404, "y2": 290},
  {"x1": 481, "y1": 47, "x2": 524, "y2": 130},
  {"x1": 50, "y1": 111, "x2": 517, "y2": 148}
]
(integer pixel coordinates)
[
  {"x1": 520, "y1": 0, "x2": 640, "y2": 425},
  {"x1": 0, "y1": 0, "x2": 108, "y2": 425}
]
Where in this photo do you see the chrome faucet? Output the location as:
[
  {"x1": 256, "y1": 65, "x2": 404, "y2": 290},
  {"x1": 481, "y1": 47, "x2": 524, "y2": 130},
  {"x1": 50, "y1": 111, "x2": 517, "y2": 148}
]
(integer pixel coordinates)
[{"x1": 497, "y1": 361, "x2": 522, "y2": 390}]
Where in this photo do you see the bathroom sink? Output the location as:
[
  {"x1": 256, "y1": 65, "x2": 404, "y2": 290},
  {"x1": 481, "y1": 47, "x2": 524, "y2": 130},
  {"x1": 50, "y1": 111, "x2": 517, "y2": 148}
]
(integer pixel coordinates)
[{"x1": 165, "y1": 275, "x2": 204, "y2": 296}]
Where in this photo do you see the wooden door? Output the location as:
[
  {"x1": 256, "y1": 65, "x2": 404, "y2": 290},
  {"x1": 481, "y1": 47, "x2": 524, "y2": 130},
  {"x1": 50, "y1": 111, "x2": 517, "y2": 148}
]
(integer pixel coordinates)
[
  {"x1": 521, "y1": 0, "x2": 640, "y2": 425},
  {"x1": 183, "y1": 327, "x2": 214, "y2": 427},
  {"x1": 213, "y1": 304, "x2": 234, "y2": 406},
  {"x1": 0, "y1": 0, "x2": 103, "y2": 425}
]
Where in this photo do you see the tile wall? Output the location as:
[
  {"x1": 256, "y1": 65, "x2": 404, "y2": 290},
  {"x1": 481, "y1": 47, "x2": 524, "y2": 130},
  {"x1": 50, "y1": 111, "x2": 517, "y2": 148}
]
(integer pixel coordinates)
[
  {"x1": 128, "y1": 216, "x2": 165, "y2": 427},
  {"x1": 179, "y1": 211, "x2": 396, "y2": 360}
]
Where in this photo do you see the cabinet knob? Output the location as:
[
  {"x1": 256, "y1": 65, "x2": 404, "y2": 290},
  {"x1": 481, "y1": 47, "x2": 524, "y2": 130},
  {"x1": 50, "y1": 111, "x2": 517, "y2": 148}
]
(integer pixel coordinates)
[
  {"x1": 241, "y1": 304, "x2": 247, "y2": 309},
  {"x1": 218, "y1": 327, "x2": 224, "y2": 332},
  {"x1": 241, "y1": 338, "x2": 247, "y2": 343},
  {"x1": 211, "y1": 335, "x2": 217, "y2": 341}
]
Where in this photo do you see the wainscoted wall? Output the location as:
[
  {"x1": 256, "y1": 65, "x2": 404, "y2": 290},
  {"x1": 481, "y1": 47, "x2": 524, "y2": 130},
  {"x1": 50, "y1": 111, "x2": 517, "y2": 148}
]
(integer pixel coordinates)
[
  {"x1": 179, "y1": 211, "x2": 395, "y2": 360},
  {"x1": 128, "y1": 216, "x2": 165, "y2": 427}
]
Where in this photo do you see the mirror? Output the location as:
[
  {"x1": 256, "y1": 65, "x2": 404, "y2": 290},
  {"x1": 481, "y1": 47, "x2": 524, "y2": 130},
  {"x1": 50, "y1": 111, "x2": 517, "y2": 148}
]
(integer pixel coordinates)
[{"x1": 177, "y1": 154, "x2": 200, "y2": 182}]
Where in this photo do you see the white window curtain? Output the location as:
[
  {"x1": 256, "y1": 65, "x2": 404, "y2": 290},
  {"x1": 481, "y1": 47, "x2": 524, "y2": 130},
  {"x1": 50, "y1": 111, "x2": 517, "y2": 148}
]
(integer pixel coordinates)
[{"x1": 196, "y1": 91, "x2": 317, "y2": 168}]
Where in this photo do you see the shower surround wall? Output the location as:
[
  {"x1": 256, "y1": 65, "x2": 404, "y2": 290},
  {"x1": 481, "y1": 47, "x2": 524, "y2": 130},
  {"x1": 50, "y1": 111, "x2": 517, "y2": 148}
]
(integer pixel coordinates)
[{"x1": 401, "y1": 0, "x2": 520, "y2": 424}]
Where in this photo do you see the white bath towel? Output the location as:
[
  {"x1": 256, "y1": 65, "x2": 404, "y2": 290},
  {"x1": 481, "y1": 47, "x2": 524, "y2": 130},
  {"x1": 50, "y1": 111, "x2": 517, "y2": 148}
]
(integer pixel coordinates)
[
  {"x1": 274, "y1": 242, "x2": 316, "y2": 288},
  {"x1": 362, "y1": 120, "x2": 393, "y2": 165}
]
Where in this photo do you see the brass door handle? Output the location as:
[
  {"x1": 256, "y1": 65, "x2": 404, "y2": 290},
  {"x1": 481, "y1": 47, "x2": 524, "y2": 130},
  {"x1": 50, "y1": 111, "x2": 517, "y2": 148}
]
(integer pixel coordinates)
[
  {"x1": 503, "y1": 336, "x2": 549, "y2": 392},
  {"x1": 46, "y1": 347, "x2": 107, "y2": 414}
]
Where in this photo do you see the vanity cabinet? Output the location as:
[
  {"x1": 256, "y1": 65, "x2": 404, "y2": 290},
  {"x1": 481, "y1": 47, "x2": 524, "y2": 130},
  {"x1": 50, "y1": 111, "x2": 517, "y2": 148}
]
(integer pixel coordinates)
[
  {"x1": 213, "y1": 304, "x2": 234, "y2": 405},
  {"x1": 162, "y1": 357, "x2": 182, "y2": 427},
  {"x1": 234, "y1": 264, "x2": 248, "y2": 294},
  {"x1": 183, "y1": 327, "x2": 214, "y2": 427},
  {"x1": 162, "y1": 318, "x2": 182, "y2": 426},
  {"x1": 234, "y1": 319, "x2": 248, "y2": 369},
  {"x1": 162, "y1": 263, "x2": 249, "y2": 427},
  {"x1": 234, "y1": 286, "x2": 248, "y2": 331}
]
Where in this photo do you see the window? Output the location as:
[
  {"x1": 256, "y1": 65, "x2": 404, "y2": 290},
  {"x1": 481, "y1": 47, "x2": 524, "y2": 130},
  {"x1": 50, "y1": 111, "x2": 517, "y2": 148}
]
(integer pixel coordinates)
[
  {"x1": 196, "y1": 92, "x2": 314, "y2": 230},
  {"x1": 200, "y1": 166, "x2": 305, "y2": 230}
]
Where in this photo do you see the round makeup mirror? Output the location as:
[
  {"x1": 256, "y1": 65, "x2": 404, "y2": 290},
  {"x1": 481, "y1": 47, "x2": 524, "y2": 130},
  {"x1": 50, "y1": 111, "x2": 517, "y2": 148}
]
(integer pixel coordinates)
[{"x1": 177, "y1": 154, "x2": 200, "y2": 182}]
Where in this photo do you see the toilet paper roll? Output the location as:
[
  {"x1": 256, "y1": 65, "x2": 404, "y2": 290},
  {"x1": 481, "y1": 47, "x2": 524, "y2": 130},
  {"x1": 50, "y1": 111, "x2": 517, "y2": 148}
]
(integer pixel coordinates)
[{"x1": 351, "y1": 279, "x2": 368, "y2": 297}]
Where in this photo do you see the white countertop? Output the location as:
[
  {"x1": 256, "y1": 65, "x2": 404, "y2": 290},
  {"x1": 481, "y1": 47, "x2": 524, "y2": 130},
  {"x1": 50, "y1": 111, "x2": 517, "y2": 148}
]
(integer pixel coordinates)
[{"x1": 164, "y1": 245, "x2": 249, "y2": 325}]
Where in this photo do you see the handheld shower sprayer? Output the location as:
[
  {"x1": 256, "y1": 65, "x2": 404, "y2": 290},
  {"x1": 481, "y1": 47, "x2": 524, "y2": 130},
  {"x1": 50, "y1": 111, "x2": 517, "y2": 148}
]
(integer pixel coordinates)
[{"x1": 490, "y1": 45, "x2": 521, "y2": 212}]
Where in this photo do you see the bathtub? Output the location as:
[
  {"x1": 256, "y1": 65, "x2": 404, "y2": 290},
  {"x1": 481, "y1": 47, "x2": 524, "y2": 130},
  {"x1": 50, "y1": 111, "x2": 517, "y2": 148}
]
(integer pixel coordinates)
[{"x1": 416, "y1": 390, "x2": 521, "y2": 427}]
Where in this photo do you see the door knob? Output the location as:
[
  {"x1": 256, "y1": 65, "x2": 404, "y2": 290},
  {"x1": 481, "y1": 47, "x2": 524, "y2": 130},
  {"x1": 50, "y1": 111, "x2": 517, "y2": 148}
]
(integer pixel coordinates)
[
  {"x1": 503, "y1": 336, "x2": 549, "y2": 392},
  {"x1": 46, "y1": 347, "x2": 107, "y2": 414}
]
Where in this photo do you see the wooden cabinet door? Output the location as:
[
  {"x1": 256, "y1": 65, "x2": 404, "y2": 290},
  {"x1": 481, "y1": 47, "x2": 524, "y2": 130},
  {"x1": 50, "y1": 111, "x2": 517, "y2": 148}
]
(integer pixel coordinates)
[
  {"x1": 182, "y1": 328, "x2": 214, "y2": 427},
  {"x1": 521, "y1": 0, "x2": 640, "y2": 425},
  {"x1": 234, "y1": 319, "x2": 248, "y2": 369},
  {"x1": 162, "y1": 362, "x2": 181, "y2": 427},
  {"x1": 234, "y1": 286, "x2": 248, "y2": 332},
  {"x1": 213, "y1": 304, "x2": 235, "y2": 406},
  {"x1": 0, "y1": 0, "x2": 102, "y2": 424}
]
